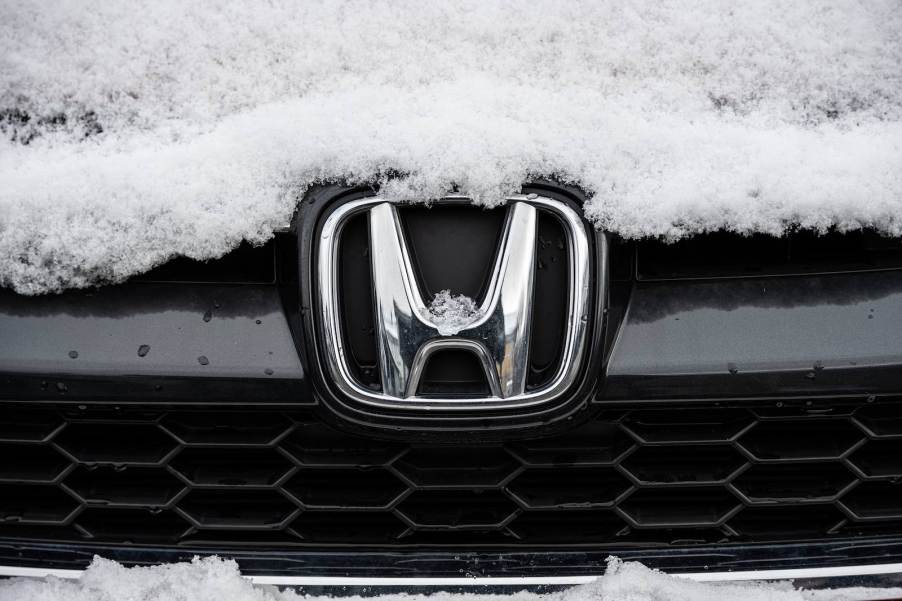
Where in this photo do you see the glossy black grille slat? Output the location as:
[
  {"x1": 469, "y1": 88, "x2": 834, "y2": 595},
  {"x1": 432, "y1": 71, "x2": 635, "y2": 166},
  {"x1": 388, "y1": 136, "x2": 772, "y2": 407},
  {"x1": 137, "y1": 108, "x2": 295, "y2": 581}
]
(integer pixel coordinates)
[
  {"x1": 841, "y1": 482, "x2": 902, "y2": 519},
  {"x1": 65, "y1": 466, "x2": 185, "y2": 507},
  {"x1": 620, "y1": 487, "x2": 740, "y2": 527},
  {"x1": 730, "y1": 505, "x2": 847, "y2": 538},
  {"x1": 54, "y1": 423, "x2": 177, "y2": 464},
  {"x1": 162, "y1": 413, "x2": 292, "y2": 446},
  {"x1": 0, "y1": 443, "x2": 69, "y2": 482},
  {"x1": 179, "y1": 490, "x2": 297, "y2": 528},
  {"x1": 4, "y1": 402, "x2": 902, "y2": 547},
  {"x1": 732, "y1": 464, "x2": 855, "y2": 502},
  {"x1": 507, "y1": 467, "x2": 629, "y2": 507},
  {"x1": 623, "y1": 445, "x2": 744, "y2": 484},
  {"x1": 737, "y1": 420, "x2": 862, "y2": 461},
  {"x1": 293, "y1": 512, "x2": 406, "y2": 543},
  {"x1": 509, "y1": 421, "x2": 633, "y2": 465},
  {"x1": 284, "y1": 468, "x2": 405, "y2": 508},
  {"x1": 848, "y1": 439, "x2": 902, "y2": 477},
  {"x1": 394, "y1": 447, "x2": 519, "y2": 487},
  {"x1": 854, "y1": 405, "x2": 902, "y2": 437},
  {"x1": 509, "y1": 510, "x2": 625, "y2": 542},
  {"x1": 398, "y1": 490, "x2": 518, "y2": 529},
  {"x1": 280, "y1": 422, "x2": 403, "y2": 466},
  {"x1": 170, "y1": 448, "x2": 294, "y2": 487},
  {"x1": 0, "y1": 484, "x2": 79, "y2": 524},
  {"x1": 76, "y1": 508, "x2": 189, "y2": 541}
]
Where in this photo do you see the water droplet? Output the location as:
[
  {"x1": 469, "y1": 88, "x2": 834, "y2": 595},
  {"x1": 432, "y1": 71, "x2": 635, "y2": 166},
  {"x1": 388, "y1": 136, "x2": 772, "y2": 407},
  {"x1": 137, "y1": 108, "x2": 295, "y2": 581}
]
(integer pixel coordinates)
[
  {"x1": 78, "y1": 404, "x2": 86, "y2": 410},
  {"x1": 137, "y1": 344, "x2": 150, "y2": 357},
  {"x1": 255, "y1": 319, "x2": 262, "y2": 325},
  {"x1": 867, "y1": 395, "x2": 876, "y2": 403},
  {"x1": 39, "y1": 380, "x2": 48, "y2": 390},
  {"x1": 56, "y1": 382, "x2": 68, "y2": 393},
  {"x1": 264, "y1": 368, "x2": 274, "y2": 375},
  {"x1": 868, "y1": 314, "x2": 874, "y2": 319},
  {"x1": 68, "y1": 350, "x2": 78, "y2": 359},
  {"x1": 202, "y1": 310, "x2": 212, "y2": 322},
  {"x1": 197, "y1": 355, "x2": 209, "y2": 366},
  {"x1": 727, "y1": 363, "x2": 739, "y2": 375},
  {"x1": 805, "y1": 371, "x2": 816, "y2": 380}
]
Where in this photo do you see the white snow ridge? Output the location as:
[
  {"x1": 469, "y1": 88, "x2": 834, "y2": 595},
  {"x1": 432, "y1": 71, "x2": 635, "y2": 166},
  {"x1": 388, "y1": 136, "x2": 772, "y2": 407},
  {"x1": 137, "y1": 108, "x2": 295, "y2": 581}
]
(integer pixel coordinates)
[
  {"x1": 1, "y1": 0, "x2": 902, "y2": 294},
  {"x1": 1, "y1": 556, "x2": 900, "y2": 601}
]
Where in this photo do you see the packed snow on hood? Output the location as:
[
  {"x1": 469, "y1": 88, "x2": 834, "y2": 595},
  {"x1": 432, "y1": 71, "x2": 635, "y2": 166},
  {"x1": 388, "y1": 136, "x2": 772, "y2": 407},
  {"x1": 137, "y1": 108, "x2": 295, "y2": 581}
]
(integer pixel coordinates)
[
  {"x1": 1, "y1": 0, "x2": 901, "y2": 295},
  {"x1": 1, "y1": 556, "x2": 900, "y2": 601}
]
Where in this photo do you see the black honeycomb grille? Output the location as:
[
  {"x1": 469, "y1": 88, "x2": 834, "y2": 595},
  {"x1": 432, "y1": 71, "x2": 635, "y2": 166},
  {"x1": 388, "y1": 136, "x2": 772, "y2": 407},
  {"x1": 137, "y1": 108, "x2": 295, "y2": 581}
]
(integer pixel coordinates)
[{"x1": 4, "y1": 400, "x2": 902, "y2": 548}]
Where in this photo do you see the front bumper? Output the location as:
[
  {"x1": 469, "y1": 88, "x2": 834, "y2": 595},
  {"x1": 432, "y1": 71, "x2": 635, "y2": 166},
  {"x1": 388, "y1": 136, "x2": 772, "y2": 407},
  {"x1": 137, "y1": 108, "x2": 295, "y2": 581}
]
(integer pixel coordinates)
[
  {"x1": 5, "y1": 241, "x2": 902, "y2": 599},
  {"x1": 4, "y1": 541, "x2": 902, "y2": 598}
]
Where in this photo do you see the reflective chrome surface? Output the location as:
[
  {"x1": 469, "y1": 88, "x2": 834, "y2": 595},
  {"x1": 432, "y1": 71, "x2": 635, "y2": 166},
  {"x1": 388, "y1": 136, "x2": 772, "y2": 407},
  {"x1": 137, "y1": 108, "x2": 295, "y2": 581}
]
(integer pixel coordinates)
[
  {"x1": 316, "y1": 194, "x2": 593, "y2": 411},
  {"x1": 369, "y1": 201, "x2": 536, "y2": 399}
]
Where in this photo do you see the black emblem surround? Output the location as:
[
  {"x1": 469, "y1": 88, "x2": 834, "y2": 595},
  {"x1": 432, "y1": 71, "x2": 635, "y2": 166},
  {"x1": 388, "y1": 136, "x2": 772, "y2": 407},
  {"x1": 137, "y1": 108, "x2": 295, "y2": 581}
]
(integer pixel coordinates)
[{"x1": 296, "y1": 183, "x2": 608, "y2": 435}]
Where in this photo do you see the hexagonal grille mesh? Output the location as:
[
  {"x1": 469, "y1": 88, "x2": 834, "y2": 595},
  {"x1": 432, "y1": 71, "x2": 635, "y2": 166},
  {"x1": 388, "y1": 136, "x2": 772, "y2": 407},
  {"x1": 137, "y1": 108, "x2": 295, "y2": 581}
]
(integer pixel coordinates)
[{"x1": 2, "y1": 401, "x2": 902, "y2": 547}]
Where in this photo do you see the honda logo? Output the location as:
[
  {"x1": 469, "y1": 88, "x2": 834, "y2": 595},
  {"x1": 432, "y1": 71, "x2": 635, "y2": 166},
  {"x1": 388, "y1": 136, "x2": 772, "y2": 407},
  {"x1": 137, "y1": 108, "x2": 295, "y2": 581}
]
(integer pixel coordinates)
[{"x1": 316, "y1": 194, "x2": 593, "y2": 413}]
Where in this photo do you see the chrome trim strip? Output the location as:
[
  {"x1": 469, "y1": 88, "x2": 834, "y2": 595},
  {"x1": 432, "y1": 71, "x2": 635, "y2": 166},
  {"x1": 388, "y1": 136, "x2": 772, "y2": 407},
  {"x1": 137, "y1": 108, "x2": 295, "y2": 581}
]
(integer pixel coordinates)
[
  {"x1": 316, "y1": 194, "x2": 594, "y2": 412},
  {"x1": 5, "y1": 562, "x2": 902, "y2": 586}
]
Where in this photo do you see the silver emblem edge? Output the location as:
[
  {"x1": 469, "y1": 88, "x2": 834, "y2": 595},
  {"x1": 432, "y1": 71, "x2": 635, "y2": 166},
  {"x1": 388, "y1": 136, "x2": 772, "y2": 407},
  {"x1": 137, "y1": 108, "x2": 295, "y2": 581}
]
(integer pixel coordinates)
[{"x1": 316, "y1": 194, "x2": 593, "y2": 412}]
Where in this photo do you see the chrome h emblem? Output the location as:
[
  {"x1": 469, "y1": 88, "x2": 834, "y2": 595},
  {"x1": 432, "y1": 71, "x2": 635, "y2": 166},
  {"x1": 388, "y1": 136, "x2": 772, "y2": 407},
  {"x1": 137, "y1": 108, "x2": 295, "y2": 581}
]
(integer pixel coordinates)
[
  {"x1": 317, "y1": 194, "x2": 593, "y2": 412},
  {"x1": 370, "y1": 201, "x2": 536, "y2": 399}
]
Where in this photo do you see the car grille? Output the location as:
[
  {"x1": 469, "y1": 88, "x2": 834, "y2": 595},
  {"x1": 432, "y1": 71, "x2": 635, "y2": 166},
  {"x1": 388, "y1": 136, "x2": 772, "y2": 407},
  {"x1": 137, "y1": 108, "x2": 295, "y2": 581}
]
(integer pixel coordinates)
[{"x1": 2, "y1": 399, "x2": 902, "y2": 548}]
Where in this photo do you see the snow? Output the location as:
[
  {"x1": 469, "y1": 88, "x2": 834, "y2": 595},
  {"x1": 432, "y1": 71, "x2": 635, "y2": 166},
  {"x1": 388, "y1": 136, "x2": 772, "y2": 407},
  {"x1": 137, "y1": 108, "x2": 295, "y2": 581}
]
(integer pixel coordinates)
[
  {"x1": 428, "y1": 290, "x2": 479, "y2": 336},
  {"x1": 1, "y1": 556, "x2": 900, "y2": 601},
  {"x1": 1, "y1": 0, "x2": 901, "y2": 294}
]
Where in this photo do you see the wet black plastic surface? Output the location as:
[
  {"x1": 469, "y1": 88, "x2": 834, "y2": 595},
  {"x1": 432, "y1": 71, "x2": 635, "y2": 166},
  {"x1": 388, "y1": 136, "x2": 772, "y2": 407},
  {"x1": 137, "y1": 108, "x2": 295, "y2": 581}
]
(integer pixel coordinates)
[{"x1": 0, "y1": 285, "x2": 304, "y2": 381}]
